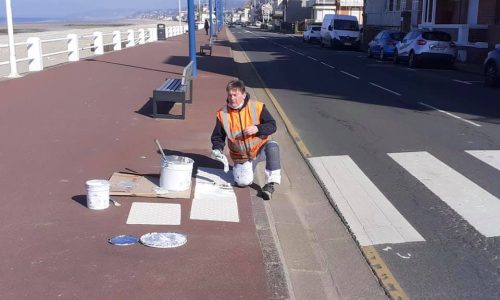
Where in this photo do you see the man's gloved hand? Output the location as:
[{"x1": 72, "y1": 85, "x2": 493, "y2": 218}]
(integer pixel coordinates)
[{"x1": 211, "y1": 149, "x2": 229, "y2": 173}]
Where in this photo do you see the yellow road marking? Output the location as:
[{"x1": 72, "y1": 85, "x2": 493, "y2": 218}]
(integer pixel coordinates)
[
  {"x1": 362, "y1": 246, "x2": 410, "y2": 300},
  {"x1": 227, "y1": 28, "x2": 409, "y2": 300},
  {"x1": 226, "y1": 28, "x2": 311, "y2": 158}
]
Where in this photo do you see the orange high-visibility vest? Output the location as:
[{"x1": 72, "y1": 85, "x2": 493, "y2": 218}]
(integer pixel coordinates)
[{"x1": 216, "y1": 100, "x2": 270, "y2": 164}]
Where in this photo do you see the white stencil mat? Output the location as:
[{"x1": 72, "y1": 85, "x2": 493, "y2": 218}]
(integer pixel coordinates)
[
  {"x1": 190, "y1": 168, "x2": 239, "y2": 222},
  {"x1": 126, "y1": 202, "x2": 181, "y2": 225}
]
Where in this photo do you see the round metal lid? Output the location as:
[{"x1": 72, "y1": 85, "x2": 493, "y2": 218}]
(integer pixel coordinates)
[
  {"x1": 108, "y1": 235, "x2": 139, "y2": 246},
  {"x1": 140, "y1": 232, "x2": 187, "y2": 248}
]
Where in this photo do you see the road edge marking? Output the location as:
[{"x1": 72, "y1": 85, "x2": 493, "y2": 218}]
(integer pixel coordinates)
[
  {"x1": 226, "y1": 27, "x2": 297, "y2": 300},
  {"x1": 227, "y1": 29, "x2": 311, "y2": 158},
  {"x1": 362, "y1": 246, "x2": 410, "y2": 300},
  {"x1": 227, "y1": 27, "x2": 409, "y2": 300}
]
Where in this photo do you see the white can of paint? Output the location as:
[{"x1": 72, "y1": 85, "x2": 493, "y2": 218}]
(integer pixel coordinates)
[
  {"x1": 86, "y1": 179, "x2": 110, "y2": 210},
  {"x1": 160, "y1": 155, "x2": 194, "y2": 191}
]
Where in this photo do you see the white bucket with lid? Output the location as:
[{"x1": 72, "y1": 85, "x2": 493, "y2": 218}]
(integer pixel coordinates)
[
  {"x1": 86, "y1": 179, "x2": 110, "y2": 210},
  {"x1": 160, "y1": 155, "x2": 194, "y2": 191}
]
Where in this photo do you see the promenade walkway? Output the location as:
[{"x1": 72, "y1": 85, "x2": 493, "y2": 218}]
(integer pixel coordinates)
[{"x1": 0, "y1": 28, "x2": 386, "y2": 299}]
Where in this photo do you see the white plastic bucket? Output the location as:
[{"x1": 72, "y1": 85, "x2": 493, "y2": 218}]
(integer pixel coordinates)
[
  {"x1": 86, "y1": 179, "x2": 110, "y2": 210},
  {"x1": 160, "y1": 155, "x2": 194, "y2": 191}
]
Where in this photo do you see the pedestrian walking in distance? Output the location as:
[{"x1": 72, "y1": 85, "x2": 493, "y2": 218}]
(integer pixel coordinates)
[
  {"x1": 204, "y1": 19, "x2": 209, "y2": 35},
  {"x1": 211, "y1": 80, "x2": 281, "y2": 200}
]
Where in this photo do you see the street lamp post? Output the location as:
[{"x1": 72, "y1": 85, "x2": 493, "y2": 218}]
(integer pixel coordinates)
[
  {"x1": 187, "y1": 0, "x2": 197, "y2": 76},
  {"x1": 209, "y1": 0, "x2": 213, "y2": 37},
  {"x1": 5, "y1": 0, "x2": 19, "y2": 77}
]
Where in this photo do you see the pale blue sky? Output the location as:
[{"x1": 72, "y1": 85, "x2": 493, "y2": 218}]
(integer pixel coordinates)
[{"x1": 0, "y1": 0, "x2": 184, "y2": 18}]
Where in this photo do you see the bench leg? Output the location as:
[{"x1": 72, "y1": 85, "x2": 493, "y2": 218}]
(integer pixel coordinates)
[
  {"x1": 181, "y1": 102, "x2": 186, "y2": 119},
  {"x1": 152, "y1": 97, "x2": 158, "y2": 117},
  {"x1": 185, "y1": 81, "x2": 193, "y2": 104}
]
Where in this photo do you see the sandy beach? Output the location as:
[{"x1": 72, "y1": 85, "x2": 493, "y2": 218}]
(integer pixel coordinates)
[{"x1": 0, "y1": 19, "x2": 184, "y2": 77}]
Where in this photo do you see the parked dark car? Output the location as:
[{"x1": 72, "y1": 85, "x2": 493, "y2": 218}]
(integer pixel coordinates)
[
  {"x1": 367, "y1": 30, "x2": 406, "y2": 60},
  {"x1": 484, "y1": 45, "x2": 500, "y2": 87}
]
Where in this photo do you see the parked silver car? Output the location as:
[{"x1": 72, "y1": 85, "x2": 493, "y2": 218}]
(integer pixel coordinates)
[
  {"x1": 394, "y1": 30, "x2": 457, "y2": 68},
  {"x1": 483, "y1": 45, "x2": 500, "y2": 87},
  {"x1": 303, "y1": 25, "x2": 321, "y2": 43}
]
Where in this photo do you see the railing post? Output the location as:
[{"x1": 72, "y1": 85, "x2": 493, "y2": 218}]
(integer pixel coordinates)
[
  {"x1": 27, "y1": 37, "x2": 43, "y2": 72},
  {"x1": 67, "y1": 34, "x2": 79, "y2": 62},
  {"x1": 457, "y1": 24, "x2": 469, "y2": 45},
  {"x1": 112, "y1": 31, "x2": 122, "y2": 50},
  {"x1": 5, "y1": 0, "x2": 19, "y2": 77},
  {"x1": 148, "y1": 28, "x2": 156, "y2": 42},
  {"x1": 167, "y1": 27, "x2": 172, "y2": 38},
  {"x1": 138, "y1": 29, "x2": 145, "y2": 44},
  {"x1": 93, "y1": 32, "x2": 104, "y2": 55},
  {"x1": 127, "y1": 29, "x2": 135, "y2": 47}
]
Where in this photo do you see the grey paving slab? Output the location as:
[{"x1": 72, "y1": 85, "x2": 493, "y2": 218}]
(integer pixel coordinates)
[
  {"x1": 289, "y1": 270, "x2": 330, "y2": 300},
  {"x1": 321, "y1": 239, "x2": 387, "y2": 300},
  {"x1": 303, "y1": 201, "x2": 353, "y2": 242},
  {"x1": 275, "y1": 222, "x2": 322, "y2": 271}
]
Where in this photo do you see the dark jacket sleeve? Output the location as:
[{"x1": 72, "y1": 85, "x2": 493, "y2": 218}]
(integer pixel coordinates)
[
  {"x1": 211, "y1": 117, "x2": 226, "y2": 151},
  {"x1": 256, "y1": 104, "x2": 277, "y2": 136}
]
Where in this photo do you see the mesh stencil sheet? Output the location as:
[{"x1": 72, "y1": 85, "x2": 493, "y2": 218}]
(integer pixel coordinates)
[
  {"x1": 190, "y1": 168, "x2": 239, "y2": 222},
  {"x1": 126, "y1": 202, "x2": 181, "y2": 225}
]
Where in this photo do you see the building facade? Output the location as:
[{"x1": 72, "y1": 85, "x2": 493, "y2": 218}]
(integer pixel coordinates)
[{"x1": 364, "y1": 0, "x2": 500, "y2": 60}]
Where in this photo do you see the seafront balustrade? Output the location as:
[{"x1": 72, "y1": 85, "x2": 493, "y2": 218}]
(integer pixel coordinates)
[{"x1": 0, "y1": 24, "x2": 189, "y2": 78}]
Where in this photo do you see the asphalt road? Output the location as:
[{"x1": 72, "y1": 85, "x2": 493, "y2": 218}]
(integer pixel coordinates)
[{"x1": 231, "y1": 27, "x2": 500, "y2": 299}]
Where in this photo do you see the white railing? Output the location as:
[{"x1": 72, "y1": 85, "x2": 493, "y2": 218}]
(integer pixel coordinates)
[
  {"x1": 0, "y1": 25, "x2": 189, "y2": 77},
  {"x1": 418, "y1": 23, "x2": 489, "y2": 46}
]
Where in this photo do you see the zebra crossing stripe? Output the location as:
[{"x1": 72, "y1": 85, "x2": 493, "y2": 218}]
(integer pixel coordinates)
[
  {"x1": 466, "y1": 150, "x2": 500, "y2": 171},
  {"x1": 309, "y1": 155, "x2": 424, "y2": 246},
  {"x1": 389, "y1": 151, "x2": 500, "y2": 237}
]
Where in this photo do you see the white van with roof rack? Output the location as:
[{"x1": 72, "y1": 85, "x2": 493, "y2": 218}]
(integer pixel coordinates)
[{"x1": 320, "y1": 14, "x2": 360, "y2": 50}]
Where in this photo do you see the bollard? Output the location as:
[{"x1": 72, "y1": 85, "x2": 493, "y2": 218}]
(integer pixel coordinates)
[
  {"x1": 67, "y1": 34, "x2": 79, "y2": 62},
  {"x1": 27, "y1": 37, "x2": 43, "y2": 72},
  {"x1": 138, "y1": 29, "x2": 145, "y2": 44},
  {"x1": 112, "y1": 31, "x2": 122, "y2": 50},
  {"x1": 127, "y1": 29, "x2": 135, "y2": 47},
  {"x1": 93, "y1": 32, "x2": 104, "y2": 55}
]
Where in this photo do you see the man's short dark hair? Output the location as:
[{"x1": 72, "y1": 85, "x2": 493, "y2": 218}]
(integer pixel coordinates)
[{"x1": 226, "y1": 80, "x2": 246, "y2": 93}]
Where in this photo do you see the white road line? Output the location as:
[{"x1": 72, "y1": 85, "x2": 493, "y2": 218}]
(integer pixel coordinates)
[
  {"x1": 290, "y1": 50, "x2": 305, "y2": 56},
  {"x1": 321, "y1": 62, "x2": 335, "y2": 69},
  {"x1": 340, "y1": 70, "x2": 360, "y2": 79},
  {"x1": 453, "y1": 79, "x2": 472, "y2": 85},
  {"x1": 466, "y1": 150, "x2": 500, "y2": 171},
  {"x1": 406, "y1": 68, "x2": 417, "y2": 72},
  {"x1": 418, "y1": 102, "x2": 481, "y2": 127},
  {"x1": 309, "y1": 155, "x2": 425, "y2": 246},
  {"x1": 369, "y1": 82, "x2": 402, "y2": 96},
  {"x1": 306, "y1": 56, "x2": 318, "y2": 61},
  {"x1": 389, "y1": 151, "x2": 500, "y2": 237}
]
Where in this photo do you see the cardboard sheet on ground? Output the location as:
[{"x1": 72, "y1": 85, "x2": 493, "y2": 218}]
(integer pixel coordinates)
[
  {"x1": 109, "y1": 172, "x2": 191, "y2": 199},
  {"x1": 190, "y1": 167, "x2": 239, "y2": 222}
]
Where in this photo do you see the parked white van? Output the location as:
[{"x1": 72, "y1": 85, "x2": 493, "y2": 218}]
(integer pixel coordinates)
[{"x1": 320, "y1": 14, "x2": 360, "y2": 50}]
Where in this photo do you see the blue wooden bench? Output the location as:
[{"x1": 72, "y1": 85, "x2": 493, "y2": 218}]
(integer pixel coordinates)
[{"x1": 152, "y1": 61, "x2": 193, "y2": 119}]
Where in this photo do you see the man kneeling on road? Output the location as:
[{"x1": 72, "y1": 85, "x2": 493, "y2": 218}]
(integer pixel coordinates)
[{"x1": 210, "y1": 79, "x2": 281, "y2": 200}]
